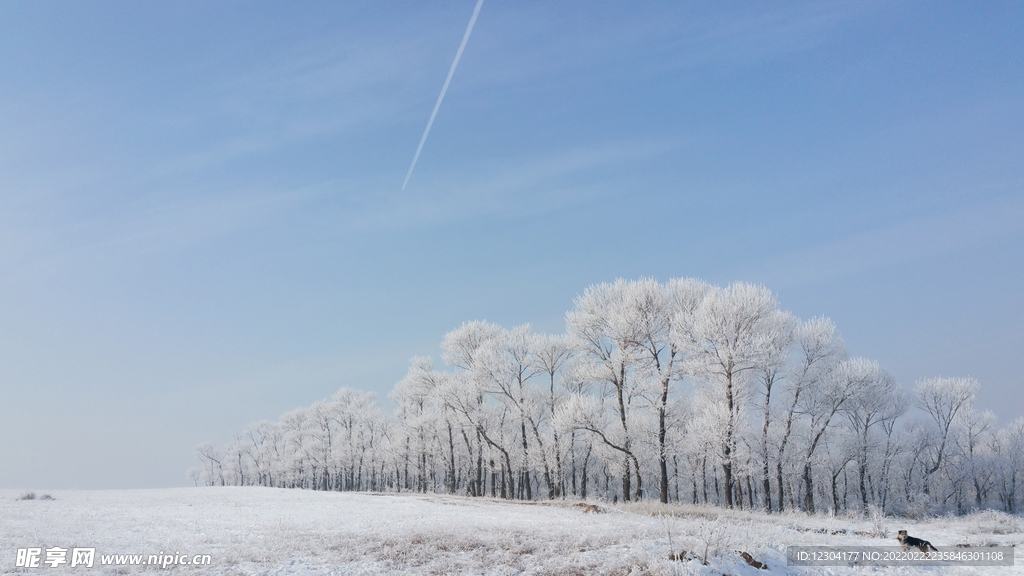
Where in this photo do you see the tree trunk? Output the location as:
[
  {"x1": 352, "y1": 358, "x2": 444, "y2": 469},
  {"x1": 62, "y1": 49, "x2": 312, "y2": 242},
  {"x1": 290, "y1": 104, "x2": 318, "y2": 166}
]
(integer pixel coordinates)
[
  {"x1": 615, "y1": 362, "x2": 632, "y2": 501},
  {"x1": 520, "y1": 414, "x2": 532, "y2": 500},
  {"x1": 702, "y1": 455, "x2": 708, "y2": 504},
  {"x1": 447, "y1": 421, "x2": 457, "y2": 493},
  {"x1": 580, "y1": 448, "x2": 589, "y2": 499},
  {"x1": 659, "y1": 374, "x2": 670, "y2": 503},
  {"x1": 622, "y1": 455, "x2": 631, "y2": 502},
  {"x1": 723, "y1": 368, "x2": 735, "y2": 508},
  {"x1": 804, "y1": 463, "x2": 815, "y2": 513},
  {"x1": 762, "y1": 374, "x2": 774, "y2": 512},
  {"x1": 570, "y1": 430, "x2": 578, "y2": 497}
]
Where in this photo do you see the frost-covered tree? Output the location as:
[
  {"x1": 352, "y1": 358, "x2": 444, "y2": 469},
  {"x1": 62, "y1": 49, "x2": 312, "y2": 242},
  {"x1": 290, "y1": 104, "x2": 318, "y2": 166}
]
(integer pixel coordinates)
[
  {"x1": 628, "y1": 277, "x2": 710, "y2": 503},
  {"x1": 555, "y1": 359, "x2": 597, "y2": 498},
  {"x1": 682, "y1": 282, "x2": 784, "y2": 508},
  {"x1": 533, "y1": 333, "x2": 574, "y2": 497},
  {"x1": 916, "y1": 376, "x2": 978, "y2": 497},
  {"x1": 567, "y1": 280, "x2": 647, "y2": 501},
  {"x1": 822, "y1": 430, "x2": 856, "y2": 513},
  {"x1": 776, "y1": 317, "x2": 845, "y2": 512},
  {"x1": 991, "y1": 417, "x2": 1024, "y2": 513},
  {"x1": 841, "y1": 360, "x2": 902, "y2": 512},
  {"x1": 441, "y1": 321, "x2": 505, "y2": 496},
  {"x1": 242, "y1": 420, "x2": 281, "y2": 487},
  {"x1": 195, "y1": 442, "x2": 225, "y2": 486},
  {"x1": 875, "y1": 389, "x2": 909, "y2": 512},
  {"x1": 751, "y1": 310, "x2": 795, "y2": 511},
  {"x1": 797, "y1": 357, "x2": 867, "y2": 513},
  {"x1": 476, "y1": 324, "x2": 548, "y2": 499},
  {"x1": 955, "y1": 407, "x2": 996, "y2": 509},
  {"x1": 390, "y1": 360, "x2": 439, "y2": 492}
]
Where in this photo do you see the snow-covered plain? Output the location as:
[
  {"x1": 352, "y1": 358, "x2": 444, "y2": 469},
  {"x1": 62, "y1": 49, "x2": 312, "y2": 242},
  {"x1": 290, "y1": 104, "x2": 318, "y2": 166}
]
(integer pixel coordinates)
[{"x1": 2, "y1": 487, "x2": 1021, "y2": 575}]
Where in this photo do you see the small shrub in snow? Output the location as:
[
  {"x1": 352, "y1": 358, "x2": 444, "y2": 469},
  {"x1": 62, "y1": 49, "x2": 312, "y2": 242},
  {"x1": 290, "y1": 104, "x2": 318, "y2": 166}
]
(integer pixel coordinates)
[
  {"x1": 967, "y1": 509, "x2": 1020, "y2": 535},
  {"x1": 693, "y1": 516, "x2": 731, "y2": 564},
  {"x1": 17, "y1": 491, "x2": 36, "y2": 500},
  {"x1": 867, "y1": 504, "x2": 888, "y2": 538},
  {"x1": 40, "y1": 493, "x2": 54, "y2": 500}
]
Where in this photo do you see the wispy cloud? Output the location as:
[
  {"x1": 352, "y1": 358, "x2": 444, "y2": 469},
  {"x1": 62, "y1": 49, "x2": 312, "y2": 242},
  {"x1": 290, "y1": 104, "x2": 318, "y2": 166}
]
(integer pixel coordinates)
[
  {"x1": 0, "y1": 133, "x2": 676, "y2": 279},
  {"x1": 655, "y1": 1, "x2": 874, "y2": 70},
  {"x1": 318, "y1": 137, "x2": 679, "y2": 234},
  {"x1": 743, "y1": 191, "x2": 1024, "y2": 288},
  {"x1": 0, "y1": 183, "x2": 313, "y2": 279},
  {"x1": 457, "y1": 1, "x2": 875, "y2": 89}
]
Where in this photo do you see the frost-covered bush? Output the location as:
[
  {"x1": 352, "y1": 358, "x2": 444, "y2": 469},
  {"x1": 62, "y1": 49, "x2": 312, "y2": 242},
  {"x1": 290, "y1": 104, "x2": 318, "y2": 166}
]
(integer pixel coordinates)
[
  {"x1": 906, "y1": 492, "x2": 931, "y2": 520},
  {"x1": 967, "y1": 509, "x2": 1020, "y2": 535},
  {"x1": 867, "y1": 504, "x2": 888, "y2": 538},
  {"x1": 693, "y1": 516, "x2": 731, "y2": 563},
  {"x1": 17, "y1": 491, "x2": 36, "y2": 500}
]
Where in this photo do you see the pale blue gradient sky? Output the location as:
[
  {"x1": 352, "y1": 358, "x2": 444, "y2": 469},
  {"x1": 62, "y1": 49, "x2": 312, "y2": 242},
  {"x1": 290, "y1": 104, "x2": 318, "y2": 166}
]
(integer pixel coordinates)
[{"x1": 1, "y1": 1, "x2": 1022, "y2": 489}]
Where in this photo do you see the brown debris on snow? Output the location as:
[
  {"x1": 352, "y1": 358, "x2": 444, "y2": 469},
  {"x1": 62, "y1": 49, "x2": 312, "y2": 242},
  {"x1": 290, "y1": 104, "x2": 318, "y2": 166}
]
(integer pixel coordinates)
[
  {"x1": 571, "y1": 502, "x2": 604, "y2": 513},
  {"x1": 740, "y1": 551, "x2": 766, "y2": 569}
]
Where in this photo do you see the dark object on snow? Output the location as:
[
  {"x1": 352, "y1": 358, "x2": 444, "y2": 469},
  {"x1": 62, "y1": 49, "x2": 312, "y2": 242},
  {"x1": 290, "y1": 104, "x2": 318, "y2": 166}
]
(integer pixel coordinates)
[
  {"x1": 16, "y1": 492, "x2": 54, "y2": 501},
  {"x1": 669, "y1": 551, "x2": 706, "y2": 565},
  {"x1": 897, "y1": 530, "x2": 938, "y2": 552},
  {"x1": 740, "y1": 551, "x2": 767, "y2": 569}
]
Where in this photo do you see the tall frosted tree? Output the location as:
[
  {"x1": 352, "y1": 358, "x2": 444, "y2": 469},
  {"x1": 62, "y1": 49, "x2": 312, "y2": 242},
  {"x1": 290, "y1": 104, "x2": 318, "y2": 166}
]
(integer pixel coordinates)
[
  {"x1": 533, "y1": 333, "x2": 574, "y2": 497},
  {"x1": 681, "y1": 282, "x2": 784, "y2": 508},
  {"x1": 442, "y1": 321, "x2": 505, "y2": 496},
  {"x1": 567, "y1": 280, "x2": 646, "y2": 501},
  {"x1": 555, "y1": 359, "x2": 597, "y2": 498},
  {"x1": 992, "y1": 417, "x2": 1024, "y2": 513},
  {"x1": 875, "y1": 389, "x2": 910, "y2": 512},
  {"x1": 476, "y1": 324, "x2": 547, "y2": 499},
  {"x1": 797, "y1": 357, "x2": 867, "y2": 513},
  {"x1": 916, "y1": 376, "x2": 978, "y2": 497},
  {"x1": 627, "y1": 277, "x2": 710, "y2": 503},
  {"x1": 776, "y1": 317, "x2": 846, "y2": 512},
  {"x1": 752, "y1": 310, "x2": 795, "y2": 511},
  {"x1": 956, "y1": 407, "x2": 996, "y2": 509},
  {"x1": 841, "y1": 360, "x2": 903, "y2": 511}
]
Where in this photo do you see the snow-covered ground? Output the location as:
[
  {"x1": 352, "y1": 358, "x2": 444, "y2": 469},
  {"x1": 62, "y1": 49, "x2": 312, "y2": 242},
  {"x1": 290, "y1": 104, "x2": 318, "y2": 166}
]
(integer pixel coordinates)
[{"x1": 2, "y1": 487, "x2": 1021, "y2": 575}]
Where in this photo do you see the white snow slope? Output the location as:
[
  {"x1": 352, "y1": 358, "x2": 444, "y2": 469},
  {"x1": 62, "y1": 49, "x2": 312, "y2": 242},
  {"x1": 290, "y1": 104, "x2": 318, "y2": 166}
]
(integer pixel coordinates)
[{"x1": 2, "y1": 487, "x2": 1021, "y2": 575}]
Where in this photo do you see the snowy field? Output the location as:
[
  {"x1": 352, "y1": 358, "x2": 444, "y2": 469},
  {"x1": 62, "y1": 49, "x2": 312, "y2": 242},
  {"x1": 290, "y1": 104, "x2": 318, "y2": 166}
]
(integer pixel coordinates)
[{"x1": 2, "y1": 487, "x2": 1021, "y2": 575}]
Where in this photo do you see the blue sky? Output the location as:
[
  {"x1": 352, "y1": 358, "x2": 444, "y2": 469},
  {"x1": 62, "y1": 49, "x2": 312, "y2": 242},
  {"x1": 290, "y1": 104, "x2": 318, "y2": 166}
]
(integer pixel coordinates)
[{"x1": 1, "y1": 1, "x2": 1022, "y2": 489}]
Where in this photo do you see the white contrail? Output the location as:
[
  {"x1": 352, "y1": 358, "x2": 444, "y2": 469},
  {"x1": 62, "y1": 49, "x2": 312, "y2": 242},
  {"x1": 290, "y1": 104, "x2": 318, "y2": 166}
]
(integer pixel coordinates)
[{"x1": 401, "y1": 0, "x2": 485, "y2": 191}]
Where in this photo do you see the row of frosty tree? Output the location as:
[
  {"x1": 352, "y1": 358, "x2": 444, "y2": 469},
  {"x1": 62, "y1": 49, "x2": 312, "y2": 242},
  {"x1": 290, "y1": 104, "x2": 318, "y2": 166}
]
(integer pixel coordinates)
[{"x1": 193, "y1": 278, "x2": 1024, "y2": 516}]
